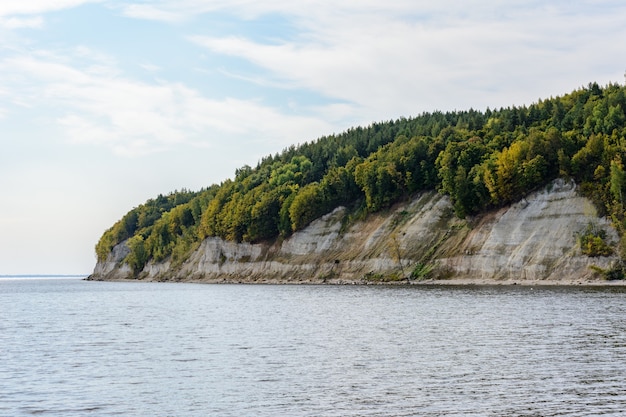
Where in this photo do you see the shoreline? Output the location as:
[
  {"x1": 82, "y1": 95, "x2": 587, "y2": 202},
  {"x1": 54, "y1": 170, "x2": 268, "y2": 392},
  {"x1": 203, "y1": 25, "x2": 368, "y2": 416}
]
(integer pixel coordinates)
[{"x1": 86, "y1": 275, "x2": 626, "y2": 287}]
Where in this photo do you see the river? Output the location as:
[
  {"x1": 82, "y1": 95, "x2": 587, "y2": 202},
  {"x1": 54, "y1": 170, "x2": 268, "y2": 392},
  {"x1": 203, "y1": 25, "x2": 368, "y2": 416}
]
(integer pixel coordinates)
[{"x1": 1, "y1": 277, "x2": 625, "y2": 416}]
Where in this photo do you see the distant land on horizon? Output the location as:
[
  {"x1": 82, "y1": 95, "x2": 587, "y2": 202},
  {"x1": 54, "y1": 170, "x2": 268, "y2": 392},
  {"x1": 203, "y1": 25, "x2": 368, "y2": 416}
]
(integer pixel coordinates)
[{"x1": 0, "y1": 274, "x2": 88, "y2": 278}]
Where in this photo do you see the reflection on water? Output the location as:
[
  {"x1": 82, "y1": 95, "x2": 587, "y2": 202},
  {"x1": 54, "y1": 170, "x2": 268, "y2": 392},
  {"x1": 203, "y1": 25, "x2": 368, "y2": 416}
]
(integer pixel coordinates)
[{"x1": 1, "y1": 279, "x2": 626, "y2": 416}]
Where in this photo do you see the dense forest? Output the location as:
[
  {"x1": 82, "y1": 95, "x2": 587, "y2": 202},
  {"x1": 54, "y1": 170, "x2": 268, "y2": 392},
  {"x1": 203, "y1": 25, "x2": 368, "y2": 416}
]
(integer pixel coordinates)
[{"x1": 96, "y1": 82, "x2": 626, "y2": 275}]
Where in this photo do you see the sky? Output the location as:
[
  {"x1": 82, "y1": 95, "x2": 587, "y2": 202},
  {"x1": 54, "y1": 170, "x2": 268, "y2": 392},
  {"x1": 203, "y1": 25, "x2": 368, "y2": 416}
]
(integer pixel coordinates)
[{"x1": 1, "y1": 0, "x2": 625, "y2": 275}]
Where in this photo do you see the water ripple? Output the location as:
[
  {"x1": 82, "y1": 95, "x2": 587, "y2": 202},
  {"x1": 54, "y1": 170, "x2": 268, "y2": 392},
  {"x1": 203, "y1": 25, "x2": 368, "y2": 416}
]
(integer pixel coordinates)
[{"x1": 1, "y1": 280, "x2": 626, "y2": 416}]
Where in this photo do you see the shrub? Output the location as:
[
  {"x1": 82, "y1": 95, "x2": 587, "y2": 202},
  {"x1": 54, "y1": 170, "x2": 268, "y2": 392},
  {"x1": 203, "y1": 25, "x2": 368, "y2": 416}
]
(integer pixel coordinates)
[
  {"x1": 577, "y1": 223, "x2": 613, "y2": 257},
  {"x1": 411, "y1": 262, "x2": 433, "y2": 280}
]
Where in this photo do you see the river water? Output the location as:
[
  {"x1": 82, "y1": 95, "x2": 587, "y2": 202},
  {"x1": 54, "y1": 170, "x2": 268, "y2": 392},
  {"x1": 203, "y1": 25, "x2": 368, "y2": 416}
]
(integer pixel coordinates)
[{"x1": 1, "y1": 278, "x2": 626, "y2": 416}]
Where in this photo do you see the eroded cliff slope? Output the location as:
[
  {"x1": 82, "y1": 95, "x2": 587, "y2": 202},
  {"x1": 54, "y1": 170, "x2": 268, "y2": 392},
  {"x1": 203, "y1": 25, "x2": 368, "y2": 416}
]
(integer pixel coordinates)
[{"x1": 91, "y1": 179, "x2": 622, "y2": 284}]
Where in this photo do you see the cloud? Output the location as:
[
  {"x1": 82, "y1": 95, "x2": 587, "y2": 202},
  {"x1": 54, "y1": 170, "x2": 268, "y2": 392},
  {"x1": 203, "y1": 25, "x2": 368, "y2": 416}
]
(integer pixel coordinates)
[
  {"x1": 120, "y1": 3, "x2": 184, "y2": 23},
  {"x1": 0, "y1": 16, "x2": 43, "y2": 28},
  {"x1": 116, "y1": 0, "x2": 480, "y2": 21},
  {"x1": 118, "y1": 0, "x2": 616, "y2": 25},
  {"x1": 0, "y1": 0, "x2": 107, "y2": 38},
  {"x1": 3, "y1": 1, "x2": 626, "y2": 158},
  {"x1": 0, "y1": 0, "x2": 100, "y2": 17},
  {"x1": 0, "y1": 48, "x2": 335, "y2": 156},
  {"x1": 185, "y1": 1, "x2": 626, "y2": 118}
]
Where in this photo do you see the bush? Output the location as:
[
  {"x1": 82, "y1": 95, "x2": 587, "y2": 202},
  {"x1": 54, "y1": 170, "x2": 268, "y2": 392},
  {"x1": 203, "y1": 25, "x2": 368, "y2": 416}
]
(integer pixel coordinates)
[
  {"x1": 605, "y1": 264, "x2": 625, "y2": 280},
  {"x1": 577, "y1": 223, "x2": 613, "y2": 257},
  {"x1": 589, "y1": 263, "x2": 625, "y2": 280},
  {"x1": 411, "y1": 262, "x2": 433, "y2": 280}
]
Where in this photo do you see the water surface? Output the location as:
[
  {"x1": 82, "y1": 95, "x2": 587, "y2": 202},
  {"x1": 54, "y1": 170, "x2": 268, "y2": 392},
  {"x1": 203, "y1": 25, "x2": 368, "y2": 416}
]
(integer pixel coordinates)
[{"x1": 1, "y1": 278, "x2": 626, "y2": 416}]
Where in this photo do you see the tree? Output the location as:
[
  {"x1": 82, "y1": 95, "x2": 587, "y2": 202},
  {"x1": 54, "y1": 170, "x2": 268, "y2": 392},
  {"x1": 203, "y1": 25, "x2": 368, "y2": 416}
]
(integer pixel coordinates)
[
  {"x1": 126, "y1": 235, "x2": 148, "y2": 275},
  {"x1": 246, "y1": 186, "x2": 284, "y2": 242},
  {"x1": 354, "y1": 160, "x2": 404, "y2": 212},
  {"x1": 610, "y1": 156, "x2": 625, "y2": 205},
  {"x1": 289, "y1": 183, "x2": 325, "y2": 231}
]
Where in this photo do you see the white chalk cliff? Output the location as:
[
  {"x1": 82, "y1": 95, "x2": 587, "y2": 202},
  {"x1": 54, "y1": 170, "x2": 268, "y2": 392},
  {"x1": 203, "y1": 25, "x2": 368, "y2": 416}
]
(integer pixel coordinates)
[{"x1": 91, "y1": 179, "x2": 621, "y2": 284}]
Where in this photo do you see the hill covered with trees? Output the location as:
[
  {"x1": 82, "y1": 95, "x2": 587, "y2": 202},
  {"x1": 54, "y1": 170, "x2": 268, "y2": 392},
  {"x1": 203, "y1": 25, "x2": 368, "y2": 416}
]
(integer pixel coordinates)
[{"x1": 95, "y1": 82, "x2": 626, "y2": 276}]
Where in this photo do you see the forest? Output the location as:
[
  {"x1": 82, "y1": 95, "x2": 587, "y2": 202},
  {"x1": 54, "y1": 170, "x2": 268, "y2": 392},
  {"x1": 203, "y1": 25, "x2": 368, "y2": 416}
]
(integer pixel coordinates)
[{"x1": 96, "y1": 82, "x2": 626, "y2": 275}]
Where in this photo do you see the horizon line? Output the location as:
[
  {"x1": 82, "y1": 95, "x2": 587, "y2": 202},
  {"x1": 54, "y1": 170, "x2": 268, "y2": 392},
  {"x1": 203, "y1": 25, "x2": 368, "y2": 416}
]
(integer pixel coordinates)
[{"x1": 0, "y1": 274, "x2": 89, "y2": 277}]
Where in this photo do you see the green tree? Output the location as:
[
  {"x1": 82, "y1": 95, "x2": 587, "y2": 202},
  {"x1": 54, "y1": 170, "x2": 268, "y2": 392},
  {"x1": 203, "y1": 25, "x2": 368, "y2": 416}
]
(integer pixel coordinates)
[
  {"x1": 289, "y1": 183, "x2": 325, "y2": 231},
  {"x1": 246, "y1": 186, "x2": 285, "y2": 242},
  {"x1": 125, "y1": 235, "x2": 148, "y2": 275},
  {"x1": 610, "y1": 156, "x2": 625, "y2": 205}
]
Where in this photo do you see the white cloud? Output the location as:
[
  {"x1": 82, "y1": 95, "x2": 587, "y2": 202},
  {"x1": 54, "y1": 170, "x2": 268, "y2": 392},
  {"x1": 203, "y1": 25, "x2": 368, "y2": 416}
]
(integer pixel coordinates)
[
  {"x1": 0, "y1": 49, "x2": 335, "y2": 156},
  {"x1": 3, "y1": 1, "x2": 626, "y2": 150},
  {"x1": 186, "y1": 1, "x2": 626, "y2": 118},
  {"x1": 0, "y1": 16, "x2": 43, "y2": 28},
  {"x1": 116, "y1": 0, "x2": 482, "y2": 21},
  {"x1": 0, "y1": 0, "x2": 100, "y2": 17},
  {"x1": 119, "y1": 3, "x2": 187, "y2": 23}
]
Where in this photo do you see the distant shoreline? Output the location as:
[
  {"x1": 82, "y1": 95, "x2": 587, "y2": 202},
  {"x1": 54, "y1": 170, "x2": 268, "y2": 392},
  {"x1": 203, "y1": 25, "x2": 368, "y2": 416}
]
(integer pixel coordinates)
[{"x1": 0, "y1": 274, "x2": 88, "y2": 278}]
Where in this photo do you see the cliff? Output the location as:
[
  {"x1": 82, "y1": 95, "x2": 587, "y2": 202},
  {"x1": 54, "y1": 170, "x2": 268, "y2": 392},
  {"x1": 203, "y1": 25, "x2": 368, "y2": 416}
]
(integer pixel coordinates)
[{"x1": 90, "y1": 179, "x2": 622, "y2": 285}]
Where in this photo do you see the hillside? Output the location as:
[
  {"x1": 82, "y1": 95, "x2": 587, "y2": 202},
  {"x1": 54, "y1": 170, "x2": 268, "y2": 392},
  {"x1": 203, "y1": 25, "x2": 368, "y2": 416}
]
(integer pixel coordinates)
[
  {"x1": 91, "y1": 179, "x2": 621, "y2": 284},
  {"x1": 90, "y1": 82, "x2": 626, "y2": 283}
]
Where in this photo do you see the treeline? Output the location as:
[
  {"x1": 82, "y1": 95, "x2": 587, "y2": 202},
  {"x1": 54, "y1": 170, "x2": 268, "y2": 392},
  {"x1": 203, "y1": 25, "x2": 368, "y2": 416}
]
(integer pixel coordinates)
[{"x1": 96, "y1": 82, "x2": 626, "y2": 274}]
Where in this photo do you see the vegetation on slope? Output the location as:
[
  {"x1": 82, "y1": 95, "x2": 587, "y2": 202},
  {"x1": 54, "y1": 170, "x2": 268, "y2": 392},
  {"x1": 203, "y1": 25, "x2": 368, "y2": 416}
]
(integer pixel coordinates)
[{"x1": 96, "y1": 82, "x2": 626, "y2": 275}]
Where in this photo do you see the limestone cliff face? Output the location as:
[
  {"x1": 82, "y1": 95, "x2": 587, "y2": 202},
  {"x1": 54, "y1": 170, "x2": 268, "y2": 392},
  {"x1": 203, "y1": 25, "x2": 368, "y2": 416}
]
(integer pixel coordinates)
[
  {"x1": 90, "y1": 179, "x2": 622, "y2": 284},
  {"x1": 91, "y1": 239, "x2": 132, "y2": 280},
  {"x1": 436, "y1": 179, "x2": 619, "y2": 281}
]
